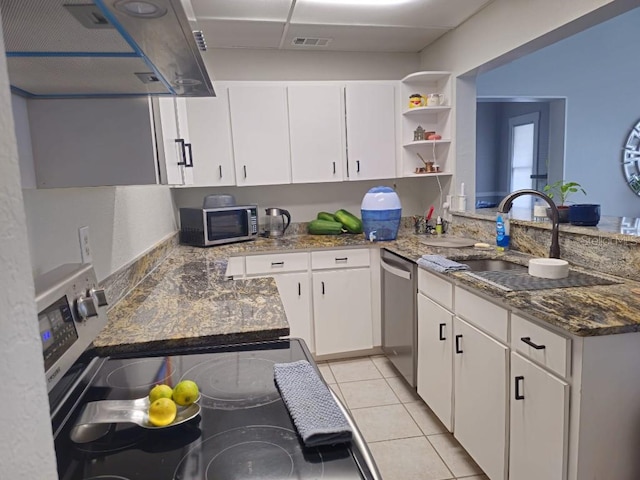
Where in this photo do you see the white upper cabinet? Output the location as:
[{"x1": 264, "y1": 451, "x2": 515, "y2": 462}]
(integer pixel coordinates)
[
  {"x1": 345, "y1": 83, "x2": 397, "y2": 181},
  {"x1": 175, "y1": 98, "x2": 194, "y2": 185},
  {"x1": 155, "y1": 97, "x2": 190, "y2": 185},
  {"x1": 228, "y1": 85, "x2": 292, "y2": 186},
  {"x1": 288, "y1": 85, "x2": 346, "y2": 183},
  {"x1": 27, "y1": 97, "x2": 159, "y2": 188},
  {"x1": 185, "y1": 88, "x2": 236, "y2": 186}
]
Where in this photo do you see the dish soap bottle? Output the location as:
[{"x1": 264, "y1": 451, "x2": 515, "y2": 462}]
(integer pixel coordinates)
[{"x1": 496, "y1": 213, "x2": 510, "y2": 251}]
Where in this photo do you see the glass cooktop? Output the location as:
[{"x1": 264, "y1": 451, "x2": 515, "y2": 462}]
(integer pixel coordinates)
[{"x1": 53, "y1": 339, "x2": 370, "y2": 480}]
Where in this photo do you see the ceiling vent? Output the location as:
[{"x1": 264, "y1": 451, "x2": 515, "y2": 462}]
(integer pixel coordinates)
[{"x1": 292, "y1": 37, "x2": 332, "y2": 47}]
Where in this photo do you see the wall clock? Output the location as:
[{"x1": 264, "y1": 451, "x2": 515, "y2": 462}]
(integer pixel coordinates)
[{"x1": 623, "y1": 120, "x2": 640, "y2": 195}]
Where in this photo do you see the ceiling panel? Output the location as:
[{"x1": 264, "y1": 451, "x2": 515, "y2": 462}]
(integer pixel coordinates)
[
  {"x1": 198, "y1": 19, "x2": 286, "y2": 49},
  {"x1": 291, "y1": 0, "x2": 492, "y2": 28},
  {"x1": 191, "y1": 0, "x2": 294, "y2": 21},
  {"x1": 284, "y1": 24, "x2": 447, "y2": 52}
]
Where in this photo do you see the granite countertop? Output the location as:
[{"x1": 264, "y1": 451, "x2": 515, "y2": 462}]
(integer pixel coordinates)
[
  {"x1": 94, "y1": 230, "x2": 640, "y2": 356},
  {"x1": 93, "y1": 234, "x2": 381, "y2": 356}
]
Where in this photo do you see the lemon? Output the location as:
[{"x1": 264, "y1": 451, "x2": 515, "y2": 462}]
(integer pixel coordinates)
[
  {"x1": 172, "y1": 380, "x2": 199, "y2": 406},
  {"x1": 148, "y1": 397, "x2": 177, "y2": 427},
  {"x1": 149, "y1": 384, "x2": 173, "y2": 403}
]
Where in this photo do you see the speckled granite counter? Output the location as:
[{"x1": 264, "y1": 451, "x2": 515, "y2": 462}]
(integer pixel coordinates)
[
  {"x1": 93, "y1": 234, "x2": 383, "y2": 356},
  {"x1": 94, "y1": 228, "x2": 640, "y2": 356}
]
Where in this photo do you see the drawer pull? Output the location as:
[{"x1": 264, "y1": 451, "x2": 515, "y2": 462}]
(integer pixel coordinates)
[
  {"x1": 438, "y1": 323, "x2": 446, "y2": 341},
  {"x1": 521, "y1": 337, "x2": 546, "y2": 350},
  {"x1": 271, "y1": 262, "x2": 284, "y2": 267},
  {"x1": 515, "y1": 376, "x2": 525, "y2": 400},
  {"x1": 455, "y1": 334, "x2": 463, "y2": 354},
  {"x1": 335, "y1": 257, "x2": 348, "y2": 263}
]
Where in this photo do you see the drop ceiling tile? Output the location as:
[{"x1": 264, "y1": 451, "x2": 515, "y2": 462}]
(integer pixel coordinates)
[
  {"x1": 191, "y1": 0, "x2": 293, "y2": 21},
  {"x1": 291, "y1": 0, "x2": 493, "y2": 28},
  {"x1": 198, "y1": 19, "x2": 286, "y2": 49},
  {"x1": 284, "y1": 24, "x2": 448, "y2": 52}
]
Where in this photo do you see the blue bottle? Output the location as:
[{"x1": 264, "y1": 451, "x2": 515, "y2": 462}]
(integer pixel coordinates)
[{"x1": 496, "y1": 213, "x2": 510, "y2": 250}]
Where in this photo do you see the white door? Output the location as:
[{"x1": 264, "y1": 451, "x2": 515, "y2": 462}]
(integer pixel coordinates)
[
  {"x1": 453, "y1": 317, "x2": 508, "y2": 480},
  {"x1": 345, "y1": 83, "x2": 396, "y2": 181},
  {"x1": 275, "y1": 273, "x2": 313, "y2": 353},
  {"x1": 156, "y1": 97, "x2": 185, "y2": 185},
  {"x1": 508, "y1": 112, "x2": 539, "y2": 209},
  {"x1": 417, "y1": 293, "x2": 453, "y2": 431},
  {"x1": 313, "y1": 268, "x2": 373, "y2": 356},
  {"x1": 288, "y1": 85, "x2": 345, "y2": 183},
  {"x1": 228, "y1": 85, "x2": 291, "y2": 186},
  {"x1": 185, "y1": 89, "x2": 236, "y2": 186},
  {"x1": 510, "y1": 352, "x2": 569, "y2": 480}
]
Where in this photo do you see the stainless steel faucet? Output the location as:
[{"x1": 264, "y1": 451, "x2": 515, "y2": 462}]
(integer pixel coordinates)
[{"x1": 497, "y1": 189, "x2": 560, "y2": 259}]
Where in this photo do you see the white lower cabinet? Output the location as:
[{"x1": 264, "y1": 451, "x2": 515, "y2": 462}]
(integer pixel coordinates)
[
  {"x1": 274, "y1": 273, "x2": 313, "y2": 352},
  {"x1": 453, "y1": 316, "x2": 508, "y2": 480},
  {"x1": 509, "y1": 352, "x2": 569, "y2": 480},
  {"x1": 417, "y1": 292, "x2": 453, "y2": 431},
  {"x1": 313, "y1": 268, "x2": 373, "y2": 356}
]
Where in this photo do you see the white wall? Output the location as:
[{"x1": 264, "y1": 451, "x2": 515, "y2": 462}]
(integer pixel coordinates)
[
  {"x1": 0, "y1": 20, "x2": 58, "y2": 480},
  {"x1": 204, "y1": 49, "x2": 420, "y2": 81},
  {"x1": 172, "y1": 176, "x2": 450, "y2": 225},
  {"x1": 23, "y1": 186, "x2": 177, "y2": 282}
]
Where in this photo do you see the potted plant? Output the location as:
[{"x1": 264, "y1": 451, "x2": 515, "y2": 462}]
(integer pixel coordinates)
[{"x1": 542, "y1": 181, "x2": 587, "y2": 223}]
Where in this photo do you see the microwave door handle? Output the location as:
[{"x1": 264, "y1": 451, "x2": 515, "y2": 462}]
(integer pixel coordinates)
[{"x1": 247, "y1": 209, "x2": 253, "y2": 234}]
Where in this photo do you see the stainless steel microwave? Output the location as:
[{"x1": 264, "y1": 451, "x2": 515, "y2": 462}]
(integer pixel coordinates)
[{"x1": 179, "y1": 205, "x2": 259, "y2": 247}]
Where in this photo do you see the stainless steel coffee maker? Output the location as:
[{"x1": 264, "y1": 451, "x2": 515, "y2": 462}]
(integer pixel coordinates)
[{"x1": 263, "y1": 208, "x2": 291, "y2": 238}]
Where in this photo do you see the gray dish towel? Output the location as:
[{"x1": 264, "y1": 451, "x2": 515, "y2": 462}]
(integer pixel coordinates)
[
  {"x1": 274, "y1": 360, "x2": 352, "y2": 447},
  {"x1": 418, "y1": 254, "x2": 470, "y2": 273}
]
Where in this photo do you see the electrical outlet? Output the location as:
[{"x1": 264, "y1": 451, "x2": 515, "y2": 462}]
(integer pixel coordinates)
[{"x1": 79, "y1": 226, "x2": 92, "y2": 264}]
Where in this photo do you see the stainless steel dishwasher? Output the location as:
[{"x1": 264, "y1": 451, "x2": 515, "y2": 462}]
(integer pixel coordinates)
[{"x1": 380, "y1": 249, "x2": 417, "y2": 388}]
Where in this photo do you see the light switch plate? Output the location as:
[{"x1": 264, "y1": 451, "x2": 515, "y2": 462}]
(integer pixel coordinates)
[{"x1": 79, "y1": 226, "x2": 92, "y2": 264}]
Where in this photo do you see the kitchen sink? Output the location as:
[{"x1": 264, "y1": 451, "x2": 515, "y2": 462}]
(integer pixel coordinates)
[
  {"x1": 462, "y1": 259, "x2": 526, "y2": 272},
  {"x1": 461, "y1": 259, "x2": 620, "y2": 291}
]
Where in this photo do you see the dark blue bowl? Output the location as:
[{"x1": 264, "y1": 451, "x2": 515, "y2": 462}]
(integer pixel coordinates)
[{"x1": 569, "y1": 204, "x2": 600, "y2": 226}]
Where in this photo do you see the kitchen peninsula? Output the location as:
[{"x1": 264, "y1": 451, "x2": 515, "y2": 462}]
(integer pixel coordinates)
[{"x1": 88, "y1": 218, "x2": 640, "y2": 480}]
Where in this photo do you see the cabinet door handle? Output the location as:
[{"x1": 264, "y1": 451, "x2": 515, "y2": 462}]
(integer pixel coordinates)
[
  {"x1": 515, "y1": 376, "x2": 525, "y2": 400},
  {"x1": 333, "y1": 161, "x2": 336, "y2": 174},
  {"x1": 219, "y1": 165, "x2": 223, "y2": 178},
  {"x1": 439, "y1": 323, "x2": 446, "y2": 341},
  {"x1": 175, "y1": 138, "x2": 186, "y2": 165},
  {"x1": 335, "y1": 257, "x2": 348, "y2": 263},
  {"x1": 298, "y1": 282, "x2": 301, "y2": 296},
  {"x1": 271, "y1": 262, "x2": 284, "y2": 267},
  {"x1": 356, "y1": 160, "x2": 360, "y2": 172},
  {"x1": 321, "y1": 281, "x2": 325, "y2": 295},
  {"x1": 243, "y1": 165, "x2": 247, "y2": 178},
  {"x1": 455, "y1": 334, "x2": 463, "y2": 354},
  {"x1": 185, "y1": 143, "x2": 194, "y2": 167},
  {"x1": 521, "y1": 337, "x2": 546, "y2": 350}
]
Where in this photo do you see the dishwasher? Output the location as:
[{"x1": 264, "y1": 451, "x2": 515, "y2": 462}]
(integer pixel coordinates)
[{"x1": 380, "y1": 249, "x2": 418, "y2": 388}]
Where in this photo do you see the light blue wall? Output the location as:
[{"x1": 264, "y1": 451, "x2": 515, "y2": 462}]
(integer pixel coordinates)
[{"x1": 476, "y1": 6, "x2": 640, "y2": 216}]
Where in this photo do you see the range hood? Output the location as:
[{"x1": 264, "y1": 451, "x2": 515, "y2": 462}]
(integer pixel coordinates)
[{"x1": 0, "y1": 0, "x2": 215, "y2": 97}]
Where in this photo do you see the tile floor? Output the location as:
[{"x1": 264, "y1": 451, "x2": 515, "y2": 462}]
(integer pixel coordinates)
[{"x1": 317, "y1": 355, "x2": 488, "y2": 480}]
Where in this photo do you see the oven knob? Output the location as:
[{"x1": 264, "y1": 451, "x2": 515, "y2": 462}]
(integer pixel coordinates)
[
  {"x1": 89, "y1": 287, "x2": 108, "y2": 307},
  {"x1": 75, "y1": 295, "x2": 98, "y2": 320}
]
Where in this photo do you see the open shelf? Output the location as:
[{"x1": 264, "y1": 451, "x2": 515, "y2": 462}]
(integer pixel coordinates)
[
  {"x1": 403, "y1": 106, "x2": 451, "y2": 115},
  {"x1": 403, "y1": 139, "x2": 451, "y2": 147}
]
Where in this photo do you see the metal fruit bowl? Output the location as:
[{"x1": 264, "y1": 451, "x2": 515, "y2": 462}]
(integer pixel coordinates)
[{"x1": 70, "y1": 395, "x2": 201, "y2": 443}]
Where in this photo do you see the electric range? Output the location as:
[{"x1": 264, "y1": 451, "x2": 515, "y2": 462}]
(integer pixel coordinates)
[{"x1": 39, "y1": 264, "x2": 379, "y2": 480}]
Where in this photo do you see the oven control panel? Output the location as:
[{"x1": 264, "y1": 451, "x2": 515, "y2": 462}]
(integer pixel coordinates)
[{"x1": 35, "y1": 264, "x2": 109, "y2": 392}]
